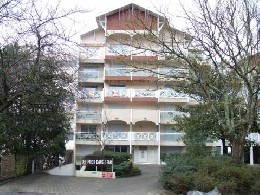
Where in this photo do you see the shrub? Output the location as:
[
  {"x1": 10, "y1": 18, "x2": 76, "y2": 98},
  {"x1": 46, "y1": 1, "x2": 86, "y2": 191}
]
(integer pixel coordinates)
[
  {"x1": 132, "y1": 166, "x2": 141, "y2": 175},
  {"x1": 163, "y1": 173, "x2": 193, "y2": 194},
  {"x1": 213, "y1": 166, "x2": 254, "y2": 194},
  {"x1": 192, "y1": 172, "x2": 215, "y2": 192},
  {"x1": 92, "y1": 151, "x2": 131, "y2": 165},
  {"x1": 113, "y1": 161, "x2": 133, "y2": 176},
  {"x1": 217, "y1": 180, "x2": 237, "y2": 194},
  {"x1": 160, "y1": 155, "x2": 260, "y2": 195},
  {"x1": 251, "y1": 180, "x2": 260, "y2": 195},
  {"x1": 160, "y1": 153, "x2": 167, "y2": 162}
]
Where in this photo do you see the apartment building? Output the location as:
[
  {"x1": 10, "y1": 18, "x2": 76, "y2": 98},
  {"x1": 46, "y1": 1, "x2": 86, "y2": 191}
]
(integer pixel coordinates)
[{"x1": 74, "y1": 3, "x2": 237, "y2": 166}]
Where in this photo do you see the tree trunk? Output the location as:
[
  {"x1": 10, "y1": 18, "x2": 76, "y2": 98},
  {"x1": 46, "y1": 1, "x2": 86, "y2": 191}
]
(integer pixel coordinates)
[
  {"x1": 221, "y1": 137, "x2": 228, "y2": 155},
  {"x1": 231, "y1": 140, "x2": 244, "y2": 164}
]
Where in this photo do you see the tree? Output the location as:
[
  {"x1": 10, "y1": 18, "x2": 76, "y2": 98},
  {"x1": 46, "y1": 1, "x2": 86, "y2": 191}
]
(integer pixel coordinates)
[
  {"x1": 109, "y1": 0, "x2": 260, "y2": 163},
  {"x1": 0, "y1": 44, "x2": 71, "y2": 169},
  {"x1": 0, "y1": 0, "x2": 88, "y2": 168},
  {"x1": 175, "y1": 103, "x2": 225, "y2": 157}
]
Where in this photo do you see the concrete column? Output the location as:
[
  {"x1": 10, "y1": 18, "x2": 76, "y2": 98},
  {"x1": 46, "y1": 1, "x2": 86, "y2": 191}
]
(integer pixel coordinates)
[
  {"x1": 158, "y1": 124, "x2": 161, "y2": 165},
  {"x1": 130, "y1": 122, "x2": 132, "y2": 154},
  {"x1": 250, "y1": 146, "x2": 254, "y2": 165}
]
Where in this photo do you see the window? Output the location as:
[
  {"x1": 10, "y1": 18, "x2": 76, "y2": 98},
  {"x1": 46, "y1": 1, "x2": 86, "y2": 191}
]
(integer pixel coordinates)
[{"x1": 81, "y1": 125, "x2": 96, "y2": 134}]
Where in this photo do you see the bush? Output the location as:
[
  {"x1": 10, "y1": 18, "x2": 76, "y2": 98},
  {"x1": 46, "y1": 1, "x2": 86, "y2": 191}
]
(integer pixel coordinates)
[
  {"x1": 192, "y1": 172, "x2": 215, "y2": 192},
  {"x1": 132, "y1": 166, "x2": 141, "y2": 175},
  {"x1": 160, "y1": 155, "x2": 260, "y2": 195},
  {"x1": 113, "y1": 161, "x2": 133, "y2": 176},
  {"x1": 92, "y1": 151, "x2": 131, "y2": 165},
  {"x1": 217, "y1": 180, "x2": 237, "y2": 195},
  {"x1": 213, "y1": 166, "x2": 254, "y2": 194},
  {"x1": 163, "y1": 173, "x2": 193, "y2": 194}
]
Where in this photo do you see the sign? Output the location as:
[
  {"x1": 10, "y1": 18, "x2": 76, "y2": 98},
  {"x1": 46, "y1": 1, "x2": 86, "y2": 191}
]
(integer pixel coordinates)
[
  {"x1": 82, "y1": 157, "x2": 113, "y2": 166},
  {"x1": 102, "y1": 172, "x2": 113, "y2": 178}
]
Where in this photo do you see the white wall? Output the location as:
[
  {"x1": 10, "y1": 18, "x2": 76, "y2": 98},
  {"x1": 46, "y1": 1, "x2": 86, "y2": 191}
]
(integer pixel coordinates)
[{"x1": 47, "y1": 163, "x2": 75, "y2": 176}]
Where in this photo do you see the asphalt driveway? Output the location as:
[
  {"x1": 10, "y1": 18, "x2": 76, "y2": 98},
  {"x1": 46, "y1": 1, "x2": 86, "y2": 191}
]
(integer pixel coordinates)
[{"x1": 0, "y1": 165, "x2": 161, "y2": 195}]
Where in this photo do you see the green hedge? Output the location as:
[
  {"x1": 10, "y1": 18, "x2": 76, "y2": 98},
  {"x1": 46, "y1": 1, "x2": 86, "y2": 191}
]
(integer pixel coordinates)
[
  {"x1": 160, "y1": 154, "x2": 260, "y2": 194},
  {"x1": 92, "y1": 151, "x2": 131, "y2": 165}
]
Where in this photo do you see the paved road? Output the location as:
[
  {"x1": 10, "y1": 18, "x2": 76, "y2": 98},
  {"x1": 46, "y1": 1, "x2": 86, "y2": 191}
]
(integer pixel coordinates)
[{"x1": 0, "y1": 165, "x2": 161, "y2": 195}]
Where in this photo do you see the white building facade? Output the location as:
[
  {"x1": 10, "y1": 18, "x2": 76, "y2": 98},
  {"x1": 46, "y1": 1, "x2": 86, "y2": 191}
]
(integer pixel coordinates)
[{"x1": 74, "y1": 3, "x2": 259, "y2": 167}]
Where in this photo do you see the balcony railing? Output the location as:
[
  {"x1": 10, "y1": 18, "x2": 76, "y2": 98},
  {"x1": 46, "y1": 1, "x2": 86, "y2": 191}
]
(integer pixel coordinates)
[
  {"x1": 159, "y1": 90, "x2": 188, "y2": 98},
  {"x1": 133, "y1": 132, "x2": 158, "y2": 141},
  {"x1": 105, "y1": 132, "x2": 128, "y2": 140},
  {"x1": 248, "y1": 133, "x2": 260, "y2": 143},
  {"x1": 160, "y1": 111, "x2": 186, "y2": 123},
  {"x1": 76, "y1": 111, "x2": 101, "y2": 121},
  {"x1": 78, "y1": 71, "x2": 103, "y2": 82},
  {"x1": 105, "y1": 68, "x2": 184, "y2": 78},
  {"x1": 160, "y1": 133, "x2": 184, "y2": 141},
  {"x1": 79, "y1": 47, "x2": 105, "y2": 61},
  {"x1": 158, "y1": 68, "x2": 188, "y2": 78},
  {"x1": 106, "y1": 68, "x2": 131, "y2": 76},
  {"x1": 75, "y1": 132, "x2": 98, "y2": 140},
  {"x1": 77, "y1": 91, "x2": 102, "y2": 100},
  {"x1": 75, "y1": 132, "x2": 188, "y2": 142},
  {"x1": 133, "y1": 89, "x2": 157, "y2": 98},
  {"x1": 105, "y1": 88, "x2": 131, "y2": 98}
]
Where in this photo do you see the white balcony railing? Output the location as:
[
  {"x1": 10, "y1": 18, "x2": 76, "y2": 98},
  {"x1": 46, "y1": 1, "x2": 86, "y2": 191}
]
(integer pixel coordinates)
[
  {"x1": 104, "y1": 88, "x2": 131, "y2": 98},
  {"x1": 160, "y1": 111, "x2": 186, "y2": 123},
  {"x1": 106, "y1": 68, "x2": 131, "y2": 76},
  {"x1": 133, "y1": 132, "x2": 158, "y2": 141},
  {"x1": 159, "y1": 90, "x2": 188, "y2": 98},
  {"x1": 248, "y1": 133, "x2": 260, "y2": 143},
  {"x1": 132, "y1": 89, "x2": 157, "y2": 98},
  {"x1": 160, "y1": 133, "x2": 184, "y2": 141},
  {"x1": 75, "y1": 132, "x2": 98, "y2": 140},
  {"x1": 105, "y1": 132, "x2": 129, "y2": 140},
  {"x1": 77, "y1": 91, "x2": 102, "y2": 100},
  {"x1": 73, "y1": 132, "x2": 200, "y2": 143},
  {"x1": 76, "y1": 111, "x2": 101, "y2": 121}
]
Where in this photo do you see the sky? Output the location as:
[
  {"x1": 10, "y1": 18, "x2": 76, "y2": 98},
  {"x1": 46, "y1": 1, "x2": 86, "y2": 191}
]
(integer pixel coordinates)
[{"x1": 58, "y1": 0, "x2": 193, "y2": 41}]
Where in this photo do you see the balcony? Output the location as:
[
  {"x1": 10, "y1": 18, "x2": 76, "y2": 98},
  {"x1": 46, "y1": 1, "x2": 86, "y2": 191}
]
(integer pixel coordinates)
[
  {"x1": 76, "y1": 111, "x2": 102, "y2": 124},
  {"x1": 160, "y1": 111, "x2": 186, "y2": 124},
  {"x1": 103, "y1": 109, "x2": 131, "y2": 124},
  {"x1": 132, "y1": 132, "x2": 159, "y2": 145},
  {"x1": 78, "y1": 71, "x2": 103, "y2": 83},
  {"x1": 105, "y1": 45, "x2": 157, "y2": 60},
  {"x1": 132, "y1": 109, "x2": 159, "y2": 124},
  {"x1": 159, "y1": 89, "x2": 189, "y2": 103},
  {"x1": 160, "y1": 133, "x2": 185, "y2": 146},
  {"x1": 79, "y1": 46, "x2": 105, "y2": 63},
  {"x1": 77, "y1": 90, "x2": 103, "y2": 103},
  {"x1": 105, "y1": 132, "x2": 159, "y2": 146},
  {"x1": 104, "y1": 88, "x2": 131, "y2": 102},
  {"x1": 158, "y1": 68, "x2": 188, "y2": 80},
  {"x1": 105, "y1": 68, "x2": 157, "y2": 81},
  {"x1": 132, "y1": 89, "x2": 158, "y2": 102},
  {"x1": 75, "y1": 132, "x2": 99, "y2": 145},
  {"x1": 248, "y1": 133, "x2": 260, "y2": 144},
  {"x1": 105, "y1": 68, "x2": 131, "y2": 81}
]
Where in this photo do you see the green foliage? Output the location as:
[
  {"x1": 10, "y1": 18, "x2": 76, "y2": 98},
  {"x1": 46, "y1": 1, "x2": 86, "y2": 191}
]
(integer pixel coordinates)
[
  {"x1": 161, "y1": 155, "x2": 260, "y2": 194},
  {"x1": 164, "y1": 173, "x2": 193, "y2": 194},
  {"x1": 160, "y1": 153, "x2": 167, "y2": 162},
  {"x1": 0, "y1": 44, "x2": 71, "y2": 164},
  {"x1": 113, "y1": 161, "x2": 133, "y2": 176},
  {"x1": 92, "y1": 151, "x2": 140, "y2": 177},
  {"x1": 175, "y1": 104, "x2": 222, "y2": 158},
  {"x1": 15, "y1": 156, "x2": 28, "y2": 176},
  {"x1": 92, "y1": 151, "x2": 131, "y2": 165}
]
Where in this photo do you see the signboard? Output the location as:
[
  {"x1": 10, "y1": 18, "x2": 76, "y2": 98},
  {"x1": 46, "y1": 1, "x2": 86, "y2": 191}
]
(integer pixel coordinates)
[
  {"x1": 81, "y1": 156, "x2": 113, "y2": 166},
  {"x1": 102, "y1": 172, "x2": 113, "y2": 178}
]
